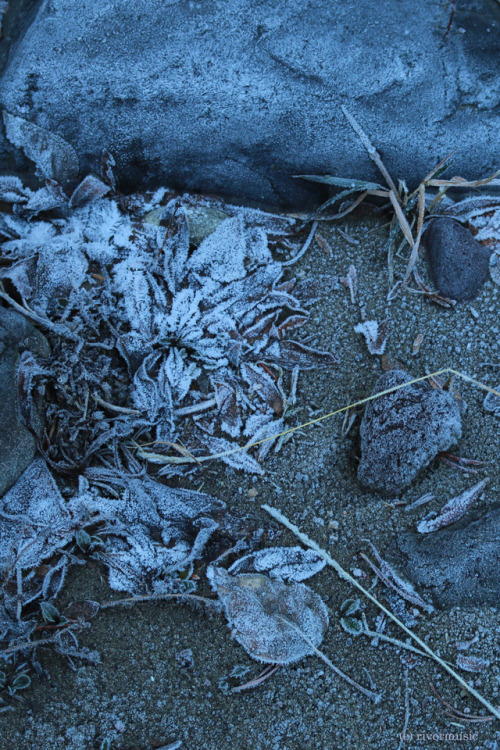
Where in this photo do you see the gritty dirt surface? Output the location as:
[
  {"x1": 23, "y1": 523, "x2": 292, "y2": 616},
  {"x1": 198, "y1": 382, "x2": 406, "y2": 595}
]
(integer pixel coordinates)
[{"x1": 0, "y1": 208, "x2": 499, "y2": 750}]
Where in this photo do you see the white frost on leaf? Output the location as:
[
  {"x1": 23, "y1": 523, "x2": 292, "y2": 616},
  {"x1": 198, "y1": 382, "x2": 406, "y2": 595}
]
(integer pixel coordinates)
[
  {"x1": 354, "y1": 320, "x2": 388, "y2": 355},
  {"x1": 417, "y1": 479, "x2": 489, "y2": 534},
  {"x1": 188, "y1": 215, "x2": 248, "y2": 282},
  {"x1": 3, "y1": 111, "x2": 79, "y2": 182},
  {"x1": 228, "y1": 547, "x2": 326, "y2": 582},
  {"x1": 208, "y1": 567, "x2": 329, "y2": 664}
]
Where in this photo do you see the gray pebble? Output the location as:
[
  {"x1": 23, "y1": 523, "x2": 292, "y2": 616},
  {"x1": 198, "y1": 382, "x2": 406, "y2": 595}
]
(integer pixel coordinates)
[
  {"x1": 357, "y1": 369, "x2": 462, "y2": 495},
  {"x1": 392, "y1": 507, "x2": 500, "y2": 608},
  {"x1": 423, "y1": 217, "x2": 492, "y2": 301}
]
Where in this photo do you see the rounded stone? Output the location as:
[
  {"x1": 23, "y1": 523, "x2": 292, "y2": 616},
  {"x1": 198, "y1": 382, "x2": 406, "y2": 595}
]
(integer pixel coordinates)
[{"x1": 423, "y1": 217, "x2": 492, "y2": 302}]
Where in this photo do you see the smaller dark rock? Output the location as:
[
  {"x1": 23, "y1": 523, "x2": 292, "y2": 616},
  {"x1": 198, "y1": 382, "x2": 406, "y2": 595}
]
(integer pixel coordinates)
[
  {"x1": 357, "y1": 369, "x2": 462, "y2": 495},
  {"x1": 391, "y1": 507, "x2": 500, "y2": 609},
  {"x1": 0, "y1": 309, "x2": 50, "y2": 497},
  {"x1": 423, "y1": 217, "x2": 492, "y2": 302}
]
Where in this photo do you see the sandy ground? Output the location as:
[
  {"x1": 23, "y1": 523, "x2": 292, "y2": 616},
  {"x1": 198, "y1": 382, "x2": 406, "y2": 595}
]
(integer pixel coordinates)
[{"x1": 0, "y1": 208, "x2": 499, "y2": 750}]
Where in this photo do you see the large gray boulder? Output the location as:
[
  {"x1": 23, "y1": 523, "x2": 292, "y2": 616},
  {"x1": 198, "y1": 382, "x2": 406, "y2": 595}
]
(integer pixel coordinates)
[
  {"x1": 0, "y1": 0, "x2": 499, "y2": 207},
  {"x1": 0, "y1": 309, "x2": 50, "y2": 497}
]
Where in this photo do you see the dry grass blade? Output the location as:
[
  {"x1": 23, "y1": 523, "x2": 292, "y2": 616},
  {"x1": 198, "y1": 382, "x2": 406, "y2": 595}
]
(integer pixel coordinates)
[
  {"x1": 278, "y1": 616, "x2": 382, "y2": 704},
  {"x1": 341, "y1": 106, "x2": 399, "y2": 197},
  {"x1": 402, "y1": 184, "x2": 426, "y2": 284},
  {"x1": 135, "y1": 369, "x2": 500, "y2": 466},
  {"x1": 427, "y1": 173, "x2": 500, "y2": 188},
  {"x1": 388, "y1": 191, "x2": 413, "y2": 247},
  {"x1": 262, "y1": 505, "x2": 500, "y2": 723}
]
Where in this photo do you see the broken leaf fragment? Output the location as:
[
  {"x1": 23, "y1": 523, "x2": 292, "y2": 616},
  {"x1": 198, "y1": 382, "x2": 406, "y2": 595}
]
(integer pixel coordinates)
[
  {"x1": 354, "y1": 320, "x2": 388, "y2": 355},
  {"x1": 416, "y1": 479, "x2": 489, "y2": 534},
  {"x1": 208, "y1": 567, "x2": 328, "y2": 664}
]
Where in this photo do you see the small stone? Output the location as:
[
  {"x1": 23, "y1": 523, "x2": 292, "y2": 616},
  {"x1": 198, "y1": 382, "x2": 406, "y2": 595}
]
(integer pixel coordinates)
[
  {"x1": 423, "y1": 218, "x2": 492, "y2": 301},
  {"x1": 357, "y1": 370, "x2": 462, "y2": 495},
  {"x1": 0, "y1": 309, "x2": 50, "y2": 497},
  {"x1": 392, "y1": 508, "x2": 500, "y2": 608}
]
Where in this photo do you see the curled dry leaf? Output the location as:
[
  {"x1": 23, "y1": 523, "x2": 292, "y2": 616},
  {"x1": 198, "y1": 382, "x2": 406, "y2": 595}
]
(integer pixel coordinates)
[
  {"x1": 417, "y1": 479, "x2": 489, "y2": 534},
  {"x1": 208, "y1": 567, "x2": 329, "y2": 664},
  {"x1": 69, "y1": 174, "x2": 110, "y2": 209},
  {"x1": 456, "y1": 654, "x2": 490, "y2": 674},
  {"x1": 268, "y1": 339, "x2": 337, "y2": 369},
  {"x1": 354, "y1": 320, "x2": 388, "y2": 355},
  {"x1": 412, "y1": 333, "x2": 423, "y2": 356},
  {"x1": 342, "y1": 264, "x2": 357, "y2": 303}
]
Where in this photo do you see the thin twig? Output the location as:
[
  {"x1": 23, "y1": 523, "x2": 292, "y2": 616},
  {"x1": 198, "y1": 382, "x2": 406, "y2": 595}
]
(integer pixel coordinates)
[
  {"x1": 278, "y1": 616, "x2": 382, "y2": 704},
  {"x1": 262, "y1": 505, "x2": 500, "y2": 723},
  {"x1": 341, "y1": 106, "x2": 399, "y2": 196},
  {"x1": 282, "y1": 221, "x2": 318, "y2": 266}
]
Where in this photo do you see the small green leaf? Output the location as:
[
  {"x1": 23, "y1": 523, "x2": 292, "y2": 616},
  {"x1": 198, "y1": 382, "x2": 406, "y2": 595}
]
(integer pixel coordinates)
[
  {"x1": 0, "y1": 671, "x2": 6, "y2": 689},
  {"x1": 40, "y1": 601, "x2": 61, "y2": 623},
  {"x1": 340, "y1": 598, "x2": 361, "y2": 616},
  {"x1": 75, "y1": 528, "x2": 92, "y2": 551},
  {"x1": 100, "y1": 740, "x2": 112, "y2": 750},
  {"x1": 340, "y1": 616, "x2": 363, "y2": 635},
  {"x1": 11, "y1": 673, "x2": 31, "y2": 691}
]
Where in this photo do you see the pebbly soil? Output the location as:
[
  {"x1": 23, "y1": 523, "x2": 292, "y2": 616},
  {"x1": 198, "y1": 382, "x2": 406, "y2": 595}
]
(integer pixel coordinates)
[{"x1": 0, "y1": 208, "x2": 499, "y2": 750}]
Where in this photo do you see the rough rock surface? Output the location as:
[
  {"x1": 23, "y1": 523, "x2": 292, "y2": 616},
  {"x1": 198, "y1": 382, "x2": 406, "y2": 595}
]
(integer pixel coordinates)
[
  {"x1": 357, "y1": 370, "x2": 463, "y2": 495},
  {"x1": 0, "y1": 308, "x2": 49, "y2": 497},
  {"x1": 423, "y1": 217, "x2": 493, "y2": 301},
  {"x1": 0, "y1": 0, "x2": 499, "y2": 207},
  {"x1": 392, "y1": 507, "x2": 500, "y2": 608}
]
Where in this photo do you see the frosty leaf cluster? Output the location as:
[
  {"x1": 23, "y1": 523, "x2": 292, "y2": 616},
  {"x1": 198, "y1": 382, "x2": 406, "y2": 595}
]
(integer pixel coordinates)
[{"x1": 0, "y1": 160, "x2": 336, "y2": 477}]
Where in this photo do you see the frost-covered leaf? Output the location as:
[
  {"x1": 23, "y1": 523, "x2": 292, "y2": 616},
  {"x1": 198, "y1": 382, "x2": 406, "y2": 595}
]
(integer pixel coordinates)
[
  {"x1": 208, "y1": 567, "x2": 329, "y2": 664},
  {"x1": 456, "y1": 654, "x2": 490, "y2": 673},
  {"x1": 77, "y1": 474, "x2": 226, "y2": 594},
  {"x1": 228, "y1": 547, "x2": 326, "y2": 582},
  {"x1": 69, "y1": 174, "x2": 110, "y2": 209},
  {"x1": 243, "y1": 415, "x2": 284, "y2": 460},
  {"x1": 162, "y1": 347, "x2": 200, "y2": 403},
  {"x1": 213, "y1": 380, "x2": 242, "y2": 438},
  {"x1": 0, "y1": 176, "x2": 31, "y2": 204},
  {"x1": 354, "y1": 320, "x2": 388, "y2": 355},
  {"x1": 161, "y1": 201, "x2": 190, "y2": 293},
  {"x1": 130, "y1": 351, "x2": 162, "y2": 420},
  {"x1": 188, "y1": 215, "x2": 248, "y2": 282},
  {"x1": 31, "y1": 238, "x2": 89, "y2": 314},
  {"x1": 203, "y1": 436, "x2": 264, "y2": 475},
  {"x1": 417, "y1": 479, "x2": 489, "y2": 534},
  {"x1": 483, "y1": 384, "x2": 500, "y2": 416},
  {"x1": 268, "y1": 340, "x2": 337, "y2": 370},
  {"x1": 24, "y1": 182, "x2": 67, "y2": 214},
  {"x1": 241, "y1": 363, "x2": 285, "y2": 415},
  {"x1": 0, "y1": 458, "x2": 73, "y2": 571},
  {"x1": 340, "y1": 616, "x2": 363, "y2": 635},
  {"x1": 113, "y1": 252, "x2": 154, "y2": 332},
  {"x1": 78, "y1": 198, "x2": 132, "y2": 259},
  {"x1": 3, "y1": 111, "x2": 79, "y2": 182}
]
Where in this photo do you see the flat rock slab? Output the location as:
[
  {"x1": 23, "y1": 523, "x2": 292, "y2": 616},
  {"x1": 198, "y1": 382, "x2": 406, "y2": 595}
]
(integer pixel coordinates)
[
  {"x1": 423, "y1": 218, "x2": 492, "y2": 301},
  {"x1": 0, "y1": 0, "x2": 499, "y2": 207},
  {"x1": 392, "y1": 508, "x2": 500, "y2": 608},
  {"x1": 0, "y1": 309, "x2": 49, "y2": 497},
  {"x1": 357, "y1": 370, "x2": 463, "y2": 495}
]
